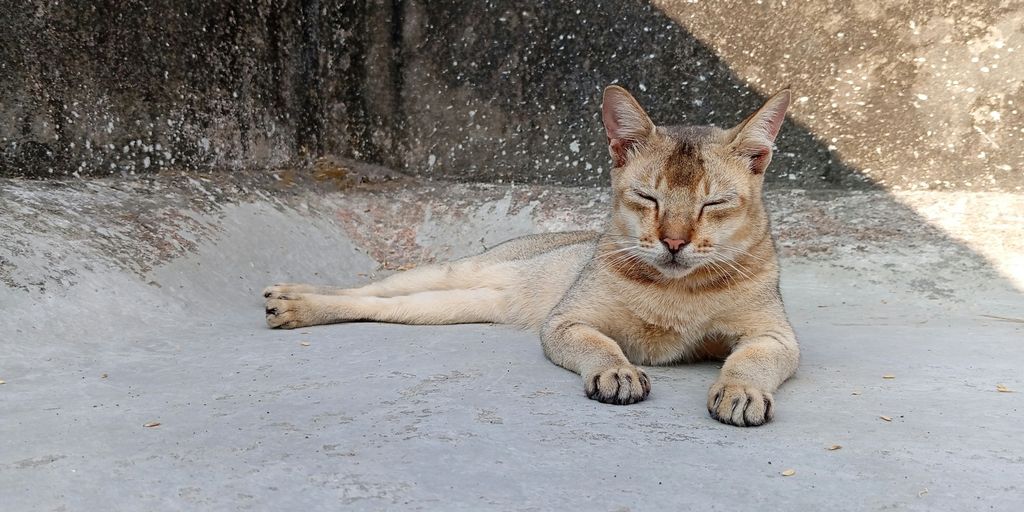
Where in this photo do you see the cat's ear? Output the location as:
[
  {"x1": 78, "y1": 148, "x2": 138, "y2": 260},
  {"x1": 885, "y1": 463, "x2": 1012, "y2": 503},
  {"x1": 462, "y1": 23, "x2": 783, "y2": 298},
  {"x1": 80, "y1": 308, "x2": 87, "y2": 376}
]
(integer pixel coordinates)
[
  {"x1": 728, "y1": 89, "x2": 791, "y2": 175},
  {"x1": 602, "y1": 85, "x2": 655, "y2": 168}
]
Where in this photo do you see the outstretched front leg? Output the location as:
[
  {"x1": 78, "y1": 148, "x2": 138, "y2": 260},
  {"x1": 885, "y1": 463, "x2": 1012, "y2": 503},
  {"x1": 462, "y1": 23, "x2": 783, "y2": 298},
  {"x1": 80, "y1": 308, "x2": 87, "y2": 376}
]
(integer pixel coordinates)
[
  {"x1": 263, "y1": 259, "x2": 490, "y2": 299},
  {"x1": 707, "y1": 312, "x2": 800, "y2": 427},
  {"x1": 540, "y1": 316, "x2": 651, "y2": 405}
]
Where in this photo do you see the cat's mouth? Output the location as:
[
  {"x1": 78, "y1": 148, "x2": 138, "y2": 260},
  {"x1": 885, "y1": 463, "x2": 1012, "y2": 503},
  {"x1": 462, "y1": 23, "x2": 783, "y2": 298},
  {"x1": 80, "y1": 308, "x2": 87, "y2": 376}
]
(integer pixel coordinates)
[{"x1": 655, "y1": 255, "x2": 697, "y2": 277}]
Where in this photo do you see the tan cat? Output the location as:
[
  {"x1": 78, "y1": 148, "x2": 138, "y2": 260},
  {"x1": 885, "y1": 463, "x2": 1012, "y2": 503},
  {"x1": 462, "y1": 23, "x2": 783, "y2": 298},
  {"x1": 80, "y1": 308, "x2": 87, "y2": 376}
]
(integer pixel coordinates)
[{"x1": 263, "y1": 85, "x2": 799, "y2": 427}]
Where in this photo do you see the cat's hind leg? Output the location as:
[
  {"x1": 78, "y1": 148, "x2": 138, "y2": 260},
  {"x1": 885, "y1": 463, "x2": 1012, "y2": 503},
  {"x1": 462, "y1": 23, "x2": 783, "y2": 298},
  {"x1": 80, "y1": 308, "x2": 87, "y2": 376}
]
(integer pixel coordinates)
[
  {"x1": 264, "y1": 288, "x2": 508, "y2": 329},
  {"x1": 263, "y1": 259, "x2": 493, "y2": 299}
]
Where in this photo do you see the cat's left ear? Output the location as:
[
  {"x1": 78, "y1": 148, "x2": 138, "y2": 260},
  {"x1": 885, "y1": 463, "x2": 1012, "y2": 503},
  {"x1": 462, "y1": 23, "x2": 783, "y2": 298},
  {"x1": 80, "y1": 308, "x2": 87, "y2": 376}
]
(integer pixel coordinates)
[{"x1": 728, "y1": 89, "x2": 791, "y2": 175}]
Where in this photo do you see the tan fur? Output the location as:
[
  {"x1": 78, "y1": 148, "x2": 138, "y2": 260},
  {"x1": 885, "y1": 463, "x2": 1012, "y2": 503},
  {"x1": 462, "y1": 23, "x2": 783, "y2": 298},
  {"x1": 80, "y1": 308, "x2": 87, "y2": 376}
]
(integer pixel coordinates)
[{"x1": 263, "y1": 86, "x2": 799, "y2": 426}]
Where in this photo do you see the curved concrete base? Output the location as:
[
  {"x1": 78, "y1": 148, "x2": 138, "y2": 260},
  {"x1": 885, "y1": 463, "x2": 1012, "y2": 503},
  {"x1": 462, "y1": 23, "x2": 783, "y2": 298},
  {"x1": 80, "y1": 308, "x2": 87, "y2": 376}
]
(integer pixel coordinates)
[{"x1": 1, "y1": 176, "x2": 1022, "y2": 510}]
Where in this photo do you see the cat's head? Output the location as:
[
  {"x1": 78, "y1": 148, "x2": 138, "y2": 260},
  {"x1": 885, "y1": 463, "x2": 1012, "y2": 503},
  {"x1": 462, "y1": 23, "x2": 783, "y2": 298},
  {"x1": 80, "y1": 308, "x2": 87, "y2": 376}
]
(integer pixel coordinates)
[{"x1": 600, "y1": 85, "x2": 790, "y2": 281}]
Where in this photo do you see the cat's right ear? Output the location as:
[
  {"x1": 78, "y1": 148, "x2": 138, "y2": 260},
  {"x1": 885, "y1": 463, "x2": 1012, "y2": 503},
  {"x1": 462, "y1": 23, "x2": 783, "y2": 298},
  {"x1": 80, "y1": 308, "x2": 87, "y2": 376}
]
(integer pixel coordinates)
[{"x1": 602, "y1": 85, "x2": 655, "y2": 168}]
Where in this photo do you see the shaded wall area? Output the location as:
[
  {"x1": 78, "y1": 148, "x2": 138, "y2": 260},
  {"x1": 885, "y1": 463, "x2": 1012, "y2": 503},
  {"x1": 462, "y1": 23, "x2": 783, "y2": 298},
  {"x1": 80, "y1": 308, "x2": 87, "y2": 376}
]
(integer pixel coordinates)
[
  {"x1": 2, "y1": 0, "x2": 1021, "y2": 191},
  {"x1": 0, "y1": 0, "x2": 402, "y2": 177}
]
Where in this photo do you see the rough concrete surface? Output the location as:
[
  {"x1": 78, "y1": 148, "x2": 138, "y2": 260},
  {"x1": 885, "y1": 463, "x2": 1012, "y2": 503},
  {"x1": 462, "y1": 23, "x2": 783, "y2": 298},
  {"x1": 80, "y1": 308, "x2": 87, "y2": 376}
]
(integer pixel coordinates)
[{"x1": 1, "y1": 175, "x2": 1022, "y2": 510}]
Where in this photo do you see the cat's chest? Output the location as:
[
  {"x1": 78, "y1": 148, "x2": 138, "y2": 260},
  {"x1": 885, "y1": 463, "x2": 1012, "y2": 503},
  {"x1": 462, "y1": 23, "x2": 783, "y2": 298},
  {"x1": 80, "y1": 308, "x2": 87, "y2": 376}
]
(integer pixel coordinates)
[
  {"x1": 612, "y1": 289, "x2": 729, "y2": 364},
  {"x1": 627, "y1": 288, "x2": 719, "y2": 329}
]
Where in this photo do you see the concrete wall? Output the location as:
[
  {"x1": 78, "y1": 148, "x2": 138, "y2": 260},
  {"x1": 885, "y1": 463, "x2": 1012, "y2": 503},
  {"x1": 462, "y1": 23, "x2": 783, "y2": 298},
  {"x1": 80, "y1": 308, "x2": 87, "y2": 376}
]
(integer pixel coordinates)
[
  {"x1": 0, "y1": 0, "x2": 402, "y2": 177},
  {"x1": 2, "y1": 0, "x2": 1021, "y2": 191}
]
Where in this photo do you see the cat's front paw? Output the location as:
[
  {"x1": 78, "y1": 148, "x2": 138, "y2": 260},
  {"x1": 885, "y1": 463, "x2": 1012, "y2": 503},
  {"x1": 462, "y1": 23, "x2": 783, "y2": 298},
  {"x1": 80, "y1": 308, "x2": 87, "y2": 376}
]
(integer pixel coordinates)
[
  {"x1": 707, "y1": 380, "x2": 774, "y2": 427},
  {"x1": 265, "y1": 293, "x2": 315, "y2": 329},
  {"x1": 583, "y1": 365, "x2": 651, "y2": 405}
]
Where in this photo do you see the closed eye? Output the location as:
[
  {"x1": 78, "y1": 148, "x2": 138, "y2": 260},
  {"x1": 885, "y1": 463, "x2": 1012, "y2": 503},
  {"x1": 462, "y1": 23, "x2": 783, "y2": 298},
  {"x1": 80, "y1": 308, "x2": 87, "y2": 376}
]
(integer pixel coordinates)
[
  {"x1": 699, "y1": 199, "x2": 728, "y2": 217},
  {"x1": 633, "y1": 190, "x2": 659, "y2": 207}
]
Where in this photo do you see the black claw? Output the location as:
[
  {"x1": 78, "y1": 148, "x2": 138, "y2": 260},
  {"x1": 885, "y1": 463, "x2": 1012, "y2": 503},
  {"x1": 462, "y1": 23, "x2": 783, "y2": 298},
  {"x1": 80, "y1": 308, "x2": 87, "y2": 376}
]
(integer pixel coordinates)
[
  {"x1": 711, "y1": 391, "x2": 723, "y2": 411},
  {"x1": 730, "y1": 397, "x2": 743, "y2": 422},
  {"x1": 586, "y1": 374, "x2": 601, "y2": 400}
]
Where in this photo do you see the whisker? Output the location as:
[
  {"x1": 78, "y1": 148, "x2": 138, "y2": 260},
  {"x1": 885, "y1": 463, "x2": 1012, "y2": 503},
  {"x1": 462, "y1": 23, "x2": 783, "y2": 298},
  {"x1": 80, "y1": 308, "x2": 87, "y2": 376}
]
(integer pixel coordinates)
[
  {"x1": 716, "y1": 244, "x2": 773, "y2": 264},
  {"x1": 715, "y1": 251, "x2": 761, "y2": 279},
  {"x1": 706, "y1": 260, "x2": 736, "y2": 286},
  {"x1": 596, "y1": 246, "x2": 640, "y2": 259},
  {"x1": 599, "y1": 249, "x2": 639, "y2": 266},
  {"x1": 712, "y1": 255, "x2": 756, "y2": 281},
  {"x1": 605, "y1": 251, "x2": 648, "y2": 277}
]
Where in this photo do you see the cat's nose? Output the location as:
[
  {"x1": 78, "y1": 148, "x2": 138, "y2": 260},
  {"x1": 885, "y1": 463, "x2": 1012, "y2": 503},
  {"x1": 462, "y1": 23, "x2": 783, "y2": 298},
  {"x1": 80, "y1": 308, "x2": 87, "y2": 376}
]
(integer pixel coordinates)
[{"x1": 662, "y1": 238, "x2": 689, "y2": 254}]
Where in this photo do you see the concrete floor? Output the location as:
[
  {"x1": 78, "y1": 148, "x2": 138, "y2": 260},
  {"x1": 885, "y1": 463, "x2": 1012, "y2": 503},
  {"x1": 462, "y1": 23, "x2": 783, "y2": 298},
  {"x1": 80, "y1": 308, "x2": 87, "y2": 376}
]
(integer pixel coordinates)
[{"x1": 2, "y1": 177, "x2": 1023, "y2": 510}]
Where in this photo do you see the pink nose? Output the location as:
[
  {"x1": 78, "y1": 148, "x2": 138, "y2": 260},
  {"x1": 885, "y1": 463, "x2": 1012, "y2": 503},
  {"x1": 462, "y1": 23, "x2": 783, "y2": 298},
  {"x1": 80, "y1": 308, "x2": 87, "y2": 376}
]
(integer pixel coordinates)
[{"x1": 662, "y1": 238, "x2": 688, "y2": 253}]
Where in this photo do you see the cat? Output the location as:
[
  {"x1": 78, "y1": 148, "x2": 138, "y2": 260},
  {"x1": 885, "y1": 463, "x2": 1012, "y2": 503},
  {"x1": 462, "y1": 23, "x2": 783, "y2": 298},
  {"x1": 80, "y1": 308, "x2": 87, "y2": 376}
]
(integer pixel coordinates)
[{"x1": 263, "y1": 85, "x2": 799, "y2": 427}]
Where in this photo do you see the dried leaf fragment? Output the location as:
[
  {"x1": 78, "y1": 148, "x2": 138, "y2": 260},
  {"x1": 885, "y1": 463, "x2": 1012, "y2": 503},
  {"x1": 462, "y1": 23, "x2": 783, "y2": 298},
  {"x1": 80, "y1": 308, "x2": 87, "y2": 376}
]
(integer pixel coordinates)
[
  {"x1": 996, "y1": 384, "x2": 1013, "y2": 393},
  {"x1": 851, "y1": 390, "x2": 861, "y2": 395},
  {"x1": 0, "y1": 379, "x2": 6, "y2": 385},
  {"x1": 300, "y1": 341, "x2": 311, "y2": 347},
  {"x1": 781, "y1": 469, "x2": 796, "y2": 476},
  {"x1": 827, "y1": 445, "x2": 842, "y2": 451},
  {"x1": 312, "y1": 157, "x2": 351, "y2": 188},
  {"x1": 880, "y1": 415, "x2": 893, "y2": 422},
  {"x1": 882, "y1": 374, "x2": 895, "y2": 379},
  {"x1": 143, "y1": 422, "x2": 161, "y2": 428},
  {"x1": 101, "y1": 373, "x2": 108, "y2": 379}
]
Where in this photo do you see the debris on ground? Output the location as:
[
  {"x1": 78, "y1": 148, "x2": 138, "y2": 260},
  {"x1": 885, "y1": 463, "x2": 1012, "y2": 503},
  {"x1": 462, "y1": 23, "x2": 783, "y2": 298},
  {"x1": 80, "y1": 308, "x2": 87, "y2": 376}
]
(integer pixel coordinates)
[{"x1": 980, "y1": 314, "x2": 1024, "y2": 324}]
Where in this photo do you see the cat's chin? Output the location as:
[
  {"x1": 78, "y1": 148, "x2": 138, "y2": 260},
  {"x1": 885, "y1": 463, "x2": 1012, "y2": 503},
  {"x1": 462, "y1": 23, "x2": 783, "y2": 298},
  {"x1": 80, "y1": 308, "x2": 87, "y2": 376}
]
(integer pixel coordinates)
[{"x1": 655, "y1": 260, "x2": 697, "y2": 279}]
